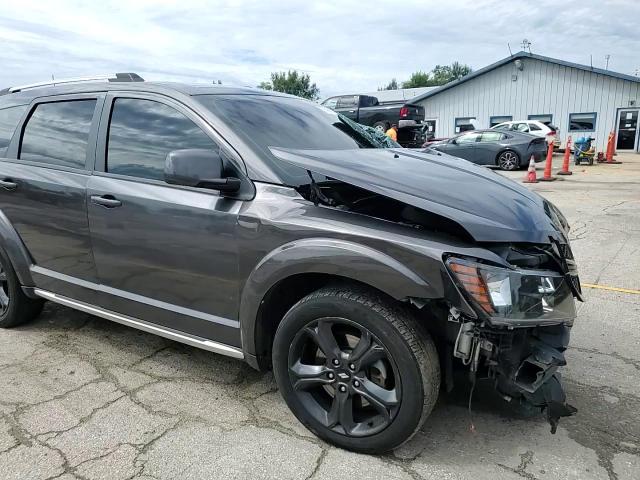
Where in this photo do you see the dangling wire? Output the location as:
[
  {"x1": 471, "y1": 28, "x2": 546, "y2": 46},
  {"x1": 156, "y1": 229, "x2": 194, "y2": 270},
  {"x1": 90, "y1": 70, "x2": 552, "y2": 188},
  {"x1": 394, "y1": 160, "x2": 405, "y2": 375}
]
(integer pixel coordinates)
[{"x1": 468, "y1": 371, "x2": 477, "y2": 433}]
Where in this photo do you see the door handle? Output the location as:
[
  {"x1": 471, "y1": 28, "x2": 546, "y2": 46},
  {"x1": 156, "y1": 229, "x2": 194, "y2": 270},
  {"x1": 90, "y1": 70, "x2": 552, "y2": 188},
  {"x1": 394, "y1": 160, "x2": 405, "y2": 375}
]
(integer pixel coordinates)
[
  {"x1": 90, "y1": 194, "x2": 122, "y2": 208},
  {"x1": 0, "y1": 179, "x2": 17, "y2": 191}
]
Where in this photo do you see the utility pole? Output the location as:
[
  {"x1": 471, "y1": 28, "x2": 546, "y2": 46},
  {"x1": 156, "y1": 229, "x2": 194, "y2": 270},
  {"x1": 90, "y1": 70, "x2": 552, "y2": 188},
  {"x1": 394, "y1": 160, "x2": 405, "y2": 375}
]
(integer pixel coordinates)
[{"x1": 605, "y1": 54, "x2": 610, "y2": 70}]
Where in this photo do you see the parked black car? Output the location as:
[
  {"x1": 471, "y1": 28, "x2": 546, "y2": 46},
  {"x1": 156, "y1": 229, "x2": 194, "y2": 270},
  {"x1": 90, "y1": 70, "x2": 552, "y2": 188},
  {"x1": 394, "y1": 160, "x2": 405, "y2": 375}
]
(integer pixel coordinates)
[
  {"x1": 426, "y1": 129, "x2": 548, "y2": 170},
  {"x1": 0, "y1": 75, "x2": 579, "y2": 453},
  {"x1": 321, "y1": 94, "x2": 425, "y2": 147}
]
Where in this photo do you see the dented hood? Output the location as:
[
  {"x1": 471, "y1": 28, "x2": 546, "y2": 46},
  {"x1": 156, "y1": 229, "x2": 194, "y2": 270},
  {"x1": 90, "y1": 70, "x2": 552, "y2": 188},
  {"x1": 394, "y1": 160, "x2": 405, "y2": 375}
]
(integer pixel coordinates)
[{"x1": 270, "y1": 147, "x2": 567, "y2": 244}]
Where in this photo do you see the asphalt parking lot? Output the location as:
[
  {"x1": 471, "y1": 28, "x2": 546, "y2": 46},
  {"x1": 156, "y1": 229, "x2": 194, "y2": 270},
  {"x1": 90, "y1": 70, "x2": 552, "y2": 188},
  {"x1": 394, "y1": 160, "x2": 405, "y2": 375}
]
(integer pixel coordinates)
[{"x1": 1, "y1": 154, "x2": 638, "y2": 480}]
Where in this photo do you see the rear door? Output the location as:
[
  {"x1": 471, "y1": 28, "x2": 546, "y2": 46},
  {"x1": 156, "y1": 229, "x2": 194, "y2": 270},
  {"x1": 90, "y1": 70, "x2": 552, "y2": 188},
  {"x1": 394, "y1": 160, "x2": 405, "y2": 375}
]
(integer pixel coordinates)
[
  {"x1": 0, "y1": 94, "x2": 103, "y2": 302},
  {"x1": 475, "y1": 131, "x2": 504, "y2": 164},
  {"x1": 335, "y1": 95, "x2": 359, "y2": 120},
  {"x1": 87, "y1": 92, "x2": 244, "y2": 346}
]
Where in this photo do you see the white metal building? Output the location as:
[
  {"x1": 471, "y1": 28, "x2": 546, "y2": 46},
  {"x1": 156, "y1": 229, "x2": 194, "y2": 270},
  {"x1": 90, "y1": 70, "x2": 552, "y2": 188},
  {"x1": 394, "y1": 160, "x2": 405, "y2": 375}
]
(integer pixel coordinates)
[{"x1": 410, "y1": 52, "x2": 640, "y2": 152}]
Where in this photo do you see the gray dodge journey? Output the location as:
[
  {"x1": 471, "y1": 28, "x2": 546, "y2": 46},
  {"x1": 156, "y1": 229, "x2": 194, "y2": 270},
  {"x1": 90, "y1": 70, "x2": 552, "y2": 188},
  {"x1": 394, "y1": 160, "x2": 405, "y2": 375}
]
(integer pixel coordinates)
[{"x1": 0, "y1": 74, "x2": 580, "y2": 453}]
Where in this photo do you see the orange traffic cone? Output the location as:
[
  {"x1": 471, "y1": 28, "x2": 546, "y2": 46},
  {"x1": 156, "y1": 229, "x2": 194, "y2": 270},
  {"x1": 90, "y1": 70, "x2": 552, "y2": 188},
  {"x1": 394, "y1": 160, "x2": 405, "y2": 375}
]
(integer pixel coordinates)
[
  {"x1": 539, "y1": 140, "x2": 557, "y2": 181},
  {"x1": 557, "y1": 136, "x2": 573, "y2": 175},
  {"x1": 523, "y1": 156, "x2": 538, "y2": 183},
  {"x1": 604, "y1": 131, "x2": 623, "y2": 164}
]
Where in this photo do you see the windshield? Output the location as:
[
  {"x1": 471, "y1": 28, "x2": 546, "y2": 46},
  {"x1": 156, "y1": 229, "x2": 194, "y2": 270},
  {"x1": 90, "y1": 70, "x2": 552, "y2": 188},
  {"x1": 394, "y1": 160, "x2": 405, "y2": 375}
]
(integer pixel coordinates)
[{"x1": 195, "y1": 94, "x2": 398, "y2": 185}]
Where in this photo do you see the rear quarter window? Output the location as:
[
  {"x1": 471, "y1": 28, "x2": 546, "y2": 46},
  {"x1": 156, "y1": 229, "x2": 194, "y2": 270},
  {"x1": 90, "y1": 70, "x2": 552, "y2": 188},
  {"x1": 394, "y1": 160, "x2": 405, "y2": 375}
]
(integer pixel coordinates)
[{"x1": 0, "y1": 105, "x2": 27, "y2": 157}]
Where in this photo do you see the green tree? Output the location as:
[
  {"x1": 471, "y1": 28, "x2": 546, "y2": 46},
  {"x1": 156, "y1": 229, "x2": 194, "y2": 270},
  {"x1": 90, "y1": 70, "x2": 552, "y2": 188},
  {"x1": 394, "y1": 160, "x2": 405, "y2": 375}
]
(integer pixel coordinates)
[
  {"x1": 378, "y1": 78, "x2": 399, "y2": 90},
  {"x1": 257, "y1": 70, "x2": 320, "y2": 100},
  {"x1": 402, "y1": 71, "x2": 435, "y2": 88},
  {"x1": 431, "y1": 62, "x2": 472, "y2": 84},
  {"x1": 401, "y1": 62, "x2": 473, "y2": 89}
]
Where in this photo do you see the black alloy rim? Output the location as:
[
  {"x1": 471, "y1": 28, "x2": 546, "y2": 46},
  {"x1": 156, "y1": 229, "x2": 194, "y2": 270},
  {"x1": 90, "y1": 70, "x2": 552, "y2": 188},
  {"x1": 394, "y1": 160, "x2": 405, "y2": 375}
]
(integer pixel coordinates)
[
  {"x1": 0, "y1": 264, "x2": 8, "y2": 315},
  {"x1": 288, "y1": 317, "x2": 401, "y2": 437}
]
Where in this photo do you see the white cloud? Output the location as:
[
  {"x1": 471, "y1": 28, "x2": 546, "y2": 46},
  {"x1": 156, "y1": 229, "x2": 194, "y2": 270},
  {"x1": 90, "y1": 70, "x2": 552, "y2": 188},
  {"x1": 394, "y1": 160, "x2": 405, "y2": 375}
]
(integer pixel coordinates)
[{"x1": 0, "y1": 0, "x2": 638, "y2": 97}]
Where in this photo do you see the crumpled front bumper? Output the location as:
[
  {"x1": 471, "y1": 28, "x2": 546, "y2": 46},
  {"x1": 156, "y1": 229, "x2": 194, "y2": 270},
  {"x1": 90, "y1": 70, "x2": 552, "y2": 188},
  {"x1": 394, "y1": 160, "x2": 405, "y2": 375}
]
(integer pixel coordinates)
[{"x1": 491, "y1": 324, "x2": 577, "y2": 433}]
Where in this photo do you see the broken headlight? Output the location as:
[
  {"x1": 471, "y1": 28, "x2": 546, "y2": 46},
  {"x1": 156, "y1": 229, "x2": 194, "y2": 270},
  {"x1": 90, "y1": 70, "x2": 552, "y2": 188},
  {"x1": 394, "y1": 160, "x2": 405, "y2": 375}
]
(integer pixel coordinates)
[{"x1": 446, "y1": 257, "x2": 576, "y2": 324}]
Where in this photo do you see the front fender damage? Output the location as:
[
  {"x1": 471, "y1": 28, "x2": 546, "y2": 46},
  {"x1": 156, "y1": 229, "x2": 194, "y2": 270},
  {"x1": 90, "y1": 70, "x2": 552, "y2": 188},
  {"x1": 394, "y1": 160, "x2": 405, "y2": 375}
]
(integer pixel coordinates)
[{"x1": 453, "y1": 319, "x2": 577, "y2": 433}]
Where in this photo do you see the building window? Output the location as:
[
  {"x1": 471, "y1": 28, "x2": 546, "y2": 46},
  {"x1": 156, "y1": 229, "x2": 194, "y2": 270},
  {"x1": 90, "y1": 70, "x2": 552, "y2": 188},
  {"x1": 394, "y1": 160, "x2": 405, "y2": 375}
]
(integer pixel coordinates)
[
  {"x1": 455, "y1": 117, "x2": 476, "y2": 133},
  {"x1": 569, "y1": 112, "x2": 597, "y2": 132},
  {"x1": 528, "y1": 114, "x2": 553, "y2": 125},
  {"x1": 490, "y1": 116, "x2": 512, "y2": 127}
]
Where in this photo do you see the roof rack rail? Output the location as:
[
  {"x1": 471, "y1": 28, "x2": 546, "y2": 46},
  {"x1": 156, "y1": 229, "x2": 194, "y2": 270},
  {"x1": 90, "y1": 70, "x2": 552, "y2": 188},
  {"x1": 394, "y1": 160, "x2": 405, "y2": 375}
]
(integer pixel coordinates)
[{"x1": 4, "y1": 72, "x2": 144, "y2": 94}]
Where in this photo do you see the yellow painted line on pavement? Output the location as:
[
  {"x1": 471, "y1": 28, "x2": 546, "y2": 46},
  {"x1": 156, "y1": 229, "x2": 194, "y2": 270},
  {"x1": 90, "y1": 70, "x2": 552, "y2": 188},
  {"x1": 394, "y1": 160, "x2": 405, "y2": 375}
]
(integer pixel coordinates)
[{"x1": 581, "y1": 283, "x2": 640, "y2": 295}]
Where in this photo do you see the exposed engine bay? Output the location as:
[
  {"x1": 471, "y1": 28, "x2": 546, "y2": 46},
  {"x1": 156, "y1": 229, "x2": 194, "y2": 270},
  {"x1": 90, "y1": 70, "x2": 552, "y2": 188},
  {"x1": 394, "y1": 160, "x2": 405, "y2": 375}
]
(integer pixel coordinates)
[{"x1": 296, "y1": 176, "x2": 580, "y2": 433}]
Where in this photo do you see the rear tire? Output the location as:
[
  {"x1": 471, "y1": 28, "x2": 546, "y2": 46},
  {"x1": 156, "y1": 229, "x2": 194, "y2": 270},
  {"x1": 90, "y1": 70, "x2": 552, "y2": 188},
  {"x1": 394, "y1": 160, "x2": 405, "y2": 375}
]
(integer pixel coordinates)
[
  {"x1": 497, "y1": 150, "x2": 520, "y2": 170},
  {"x1": 272, "y1": 285, "x2": 440, "y2": 453},
  {"x1": 373, "y1": 121, "x2": 390, "y2": 133},
  {"x1": 0, "y1": 249, "x2": 44, "y2": 328}
]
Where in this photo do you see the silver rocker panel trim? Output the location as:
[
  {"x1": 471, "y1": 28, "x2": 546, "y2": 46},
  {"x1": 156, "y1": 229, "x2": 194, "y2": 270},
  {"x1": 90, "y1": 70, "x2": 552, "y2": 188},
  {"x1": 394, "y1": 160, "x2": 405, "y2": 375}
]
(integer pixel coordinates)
[{"x1": 34, "y1": 289, "x2": 244, "y2": 360}]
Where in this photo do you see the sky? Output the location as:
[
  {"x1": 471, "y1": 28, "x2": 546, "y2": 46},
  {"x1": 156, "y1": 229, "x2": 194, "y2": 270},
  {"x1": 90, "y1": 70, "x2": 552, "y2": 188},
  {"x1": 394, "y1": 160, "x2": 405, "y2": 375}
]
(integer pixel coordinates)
[{"x1": 0, "y1": 0, "x2": 638, "y2": 98}]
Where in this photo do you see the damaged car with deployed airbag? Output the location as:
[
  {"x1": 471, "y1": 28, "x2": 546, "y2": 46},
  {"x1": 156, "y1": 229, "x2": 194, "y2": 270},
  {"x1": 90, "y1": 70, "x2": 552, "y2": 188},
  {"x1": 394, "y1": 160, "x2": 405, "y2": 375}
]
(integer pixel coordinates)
[{"x1": 0, "y1": 81, "x2": 579, "y2": 455}]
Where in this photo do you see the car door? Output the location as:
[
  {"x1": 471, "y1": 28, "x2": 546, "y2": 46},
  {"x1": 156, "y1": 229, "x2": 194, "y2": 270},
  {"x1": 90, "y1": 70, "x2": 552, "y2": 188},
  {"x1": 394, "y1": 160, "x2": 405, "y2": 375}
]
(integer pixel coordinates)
[
  {"x1": 335, "y1": 95, "x2": 359, "y2": 120},
  {"x1": 446, "y1": 132, "x2": 481, "y2": 161},
  {"x1": 0, "y1": 94, "x2": 103, "y2": 303},
  {"x1": 475, "y1": 131, "x2": 505, "y2": 164},
  {"x1": 87, "y1": 93, "x2": 244, "y2": 346}
]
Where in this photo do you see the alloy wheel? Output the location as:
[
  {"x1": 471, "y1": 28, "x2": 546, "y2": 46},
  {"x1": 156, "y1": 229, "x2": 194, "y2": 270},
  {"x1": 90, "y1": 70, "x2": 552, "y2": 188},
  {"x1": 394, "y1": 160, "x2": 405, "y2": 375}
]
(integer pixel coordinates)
[
  {"x1": 499, "y1": 151, "x2": 519, "y2": 170},
  {"x1": 0, "y1": 264, "x2": 9, "y2": 315},
  {"x1": 288, "y1": 317, "x2": 401, "y2": 437}
]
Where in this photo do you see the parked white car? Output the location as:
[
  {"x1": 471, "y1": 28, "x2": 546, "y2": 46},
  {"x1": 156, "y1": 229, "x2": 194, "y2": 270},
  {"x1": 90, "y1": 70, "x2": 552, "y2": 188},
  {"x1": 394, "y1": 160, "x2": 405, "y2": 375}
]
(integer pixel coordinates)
[{"x1": 491, "y1": 120, "x2": 561, "y2": 149}]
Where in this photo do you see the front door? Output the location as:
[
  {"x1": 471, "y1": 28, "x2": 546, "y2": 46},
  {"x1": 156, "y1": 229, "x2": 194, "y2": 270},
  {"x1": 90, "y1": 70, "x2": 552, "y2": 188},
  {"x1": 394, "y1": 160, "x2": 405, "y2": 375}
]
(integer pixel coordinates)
[
  {"x1": 88, "y1": 94, "x2": 244, "y2": 346},
  {"x1": 447, "y1": 131, "x2": 481, "y2": 161},
  {"x1": 616, "y1": 109, "x2": 639, "y2": 151},
  {"x1": 0, "y1": 95, "x2": 103, "y2": 302}
]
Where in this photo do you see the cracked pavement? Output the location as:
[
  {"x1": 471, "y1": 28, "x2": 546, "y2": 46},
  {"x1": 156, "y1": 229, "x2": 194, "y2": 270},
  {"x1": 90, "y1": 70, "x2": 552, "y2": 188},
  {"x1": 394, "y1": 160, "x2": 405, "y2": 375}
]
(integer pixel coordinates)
[{"x1": 0, "y1": 154, "x2": 639, "y2": 480}]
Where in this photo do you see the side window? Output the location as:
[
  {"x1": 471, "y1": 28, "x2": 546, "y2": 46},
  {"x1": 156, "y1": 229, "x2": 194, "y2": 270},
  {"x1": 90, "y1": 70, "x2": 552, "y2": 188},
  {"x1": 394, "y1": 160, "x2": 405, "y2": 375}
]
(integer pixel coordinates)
[
  {"x1": 322, "y1": 97, "x2": 338, "y2": 109},
  {"x1": 456, "y1": 132, "x2": 481, "y2": 144},
  {"x1": 107, "y1": 98, "x2": 218, "y2": 181},
  {"x1": 514, "y1": 123, "x2": 529, "y2": 132},
  {"x1": 20, "y1": 100, "x2": 96, "y2": 168},
  {"x1": 479, "y1": 132, "x2": 503, "y2": 143},
  {"x1": 529, "y1": 123, "x2": 542, "y2": 131},
  {"x1": 0, "y1": 105, "x2": 28, "y2": 157},
  {"x1": 337, "y1": 96, "x2": 358, "y2": 109}
]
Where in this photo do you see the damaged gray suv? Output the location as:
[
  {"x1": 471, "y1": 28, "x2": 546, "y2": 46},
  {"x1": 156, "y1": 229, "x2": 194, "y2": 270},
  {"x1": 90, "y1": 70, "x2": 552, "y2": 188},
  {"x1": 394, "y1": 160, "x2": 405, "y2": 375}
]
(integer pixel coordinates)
[{"x1": 0, "y1": 74, "x2": 580, "y2": 453}]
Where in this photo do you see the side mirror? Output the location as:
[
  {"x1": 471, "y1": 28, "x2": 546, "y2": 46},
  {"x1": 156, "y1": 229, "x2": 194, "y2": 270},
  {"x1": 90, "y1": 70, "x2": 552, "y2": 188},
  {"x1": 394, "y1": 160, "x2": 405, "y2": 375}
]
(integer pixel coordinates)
[{"x1": 165, "y1": 149, "x2": 241, "y2": 192}]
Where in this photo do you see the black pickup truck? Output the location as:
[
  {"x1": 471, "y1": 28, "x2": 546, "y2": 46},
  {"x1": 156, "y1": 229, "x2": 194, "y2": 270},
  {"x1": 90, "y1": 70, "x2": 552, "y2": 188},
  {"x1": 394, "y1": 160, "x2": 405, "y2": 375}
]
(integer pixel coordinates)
[{"x1": 321, "y1": 94, "x2": 425, "y2": 147}]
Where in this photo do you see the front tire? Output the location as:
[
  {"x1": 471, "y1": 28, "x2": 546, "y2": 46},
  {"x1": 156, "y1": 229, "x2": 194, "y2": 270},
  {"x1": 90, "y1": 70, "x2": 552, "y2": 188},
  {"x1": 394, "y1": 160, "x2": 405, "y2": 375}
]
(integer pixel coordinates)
[
  {"x1": 272, "y1": 286, "x2": 440, "y2": 453},
  {"x1": 0, "y1": 249, "x2": 44, "y2": 328},
  {"x1": 497, "y1": 150, "x2": 520, "y2": 170}
]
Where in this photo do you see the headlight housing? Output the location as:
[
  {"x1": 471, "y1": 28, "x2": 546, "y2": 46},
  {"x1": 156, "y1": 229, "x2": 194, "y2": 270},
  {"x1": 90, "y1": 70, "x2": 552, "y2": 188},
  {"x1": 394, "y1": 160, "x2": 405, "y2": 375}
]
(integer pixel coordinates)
[{"x1": 446, "y1": 257, "x2": 576, "y2": 325}]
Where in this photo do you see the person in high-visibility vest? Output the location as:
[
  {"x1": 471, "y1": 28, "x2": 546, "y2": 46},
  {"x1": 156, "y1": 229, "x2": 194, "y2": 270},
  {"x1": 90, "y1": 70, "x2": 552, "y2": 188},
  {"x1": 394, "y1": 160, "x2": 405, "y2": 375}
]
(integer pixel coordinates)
[{"x1": 385, "y1": 124, "x2": 398, "y2": 142}]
